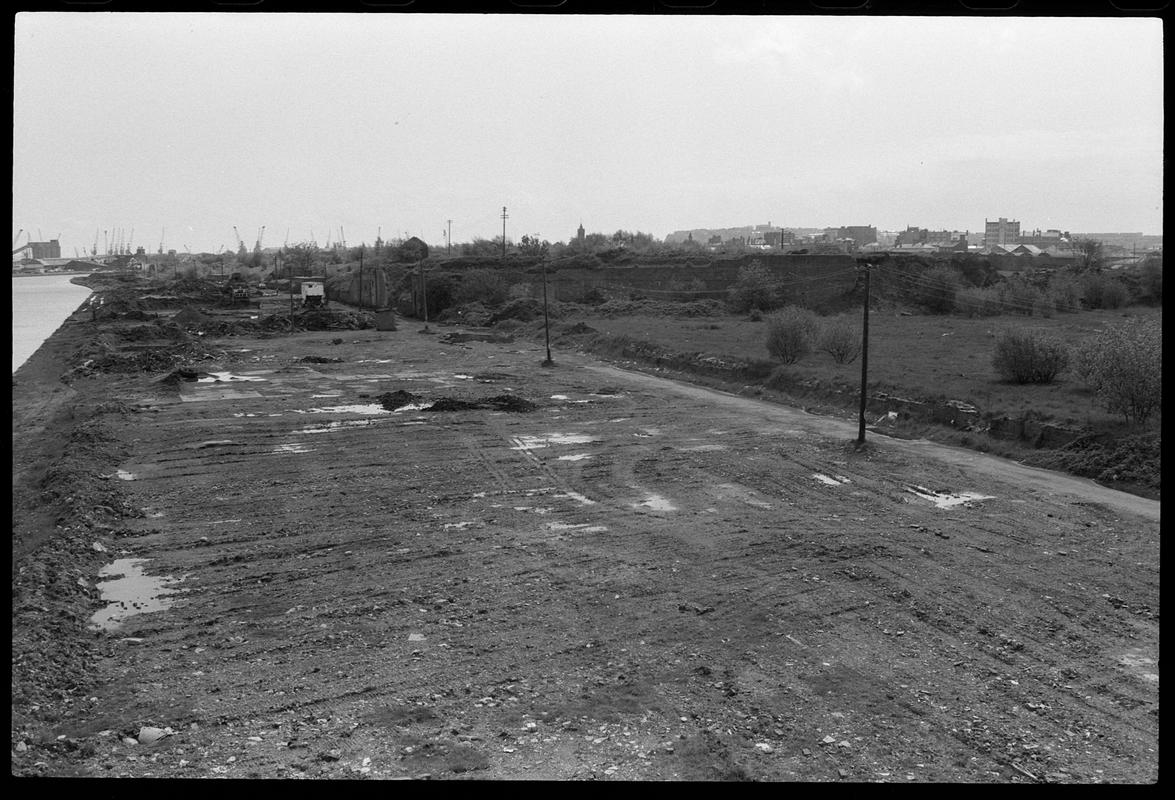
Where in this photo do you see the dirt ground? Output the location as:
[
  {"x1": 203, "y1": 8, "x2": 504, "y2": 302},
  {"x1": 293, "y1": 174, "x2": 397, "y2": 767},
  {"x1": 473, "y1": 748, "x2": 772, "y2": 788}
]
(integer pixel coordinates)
[{"x1": 11, "y1": 304, "x2": 1159, "y2": 782}]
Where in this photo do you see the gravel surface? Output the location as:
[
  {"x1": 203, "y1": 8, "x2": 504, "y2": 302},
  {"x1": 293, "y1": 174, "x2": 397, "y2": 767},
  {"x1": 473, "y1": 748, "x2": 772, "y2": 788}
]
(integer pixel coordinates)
[{"x1": 11, "y1": 304, "x2": 1159, "y2": 782}]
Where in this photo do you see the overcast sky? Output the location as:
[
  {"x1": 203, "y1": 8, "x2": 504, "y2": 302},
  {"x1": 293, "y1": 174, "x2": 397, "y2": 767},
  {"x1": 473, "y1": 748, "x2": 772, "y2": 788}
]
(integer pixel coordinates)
[{"x1": 12, "y1": 13, "x2": 1164, "y2": 255}]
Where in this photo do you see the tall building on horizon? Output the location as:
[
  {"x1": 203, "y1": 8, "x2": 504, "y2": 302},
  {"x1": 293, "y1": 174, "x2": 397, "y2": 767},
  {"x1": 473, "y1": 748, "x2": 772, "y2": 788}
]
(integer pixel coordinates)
[{"x1": 984, "y1": 217, "x2": 1020, "y2": 247}]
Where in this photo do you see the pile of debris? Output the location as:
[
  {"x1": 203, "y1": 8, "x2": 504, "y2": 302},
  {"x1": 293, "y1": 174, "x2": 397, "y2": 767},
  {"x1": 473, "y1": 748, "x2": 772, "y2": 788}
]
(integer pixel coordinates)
[{"x1": 424, "y1": 395, "x2": 539, "y2": 413}]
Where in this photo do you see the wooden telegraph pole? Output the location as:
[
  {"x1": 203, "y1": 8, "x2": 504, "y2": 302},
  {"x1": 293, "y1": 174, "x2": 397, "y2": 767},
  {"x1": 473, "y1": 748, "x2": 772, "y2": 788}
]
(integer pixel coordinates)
[
  {"x1": 541, "y1": 255, "x2": 553, "y2": 367},
  {"x1": 857, "y1": 260, "x2": 871, "y2": 446}
]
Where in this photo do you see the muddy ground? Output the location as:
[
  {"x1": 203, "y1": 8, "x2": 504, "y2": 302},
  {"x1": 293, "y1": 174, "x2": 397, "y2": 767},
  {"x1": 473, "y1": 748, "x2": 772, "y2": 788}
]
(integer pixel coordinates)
[{"x1": 11, "y1": 301, "x2": 1159, "y2": 782}]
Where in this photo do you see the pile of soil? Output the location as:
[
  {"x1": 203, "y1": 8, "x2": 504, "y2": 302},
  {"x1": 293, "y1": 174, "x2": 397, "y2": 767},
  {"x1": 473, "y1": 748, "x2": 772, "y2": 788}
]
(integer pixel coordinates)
[
  {"x1": 376, "y1": 390, "x2": 423, "y2": 410},
  {"x1": 1023, "y1": 431, "x2": 1161, "y2": 498},
  {"x1": 118, "y1": 321, "x2": 190, "y2": 342},
  {"x1": 66, "y1": 337, "x2": 222, "y2": 377},
  {"x1": 171, "y1": 306, "x2": 215, "y2": 328},
  {"x1": 559, "y1": 322, "x2": 598, "y2": 338},
  {"x1": 436, "y1": 302, "x2": 493, "y2": 327},
  {"x1": 438, "y1": 332, "x2": 516, "y2": 344},
  {"x1": 489, "y1": 297, "x2": 548, "y2": 325},
  {"x1": 424, "y1": 394, "x2": 539, "y2": 413},
  {"x1": 277, "y1": 309, "x2": 374, "y2": 331},
  {"x1": 584, "y1": 298, "x2": 725, "y2": 318},
  {"x1": 156, "y1": 368, "x2": 203, "y2": 385}
]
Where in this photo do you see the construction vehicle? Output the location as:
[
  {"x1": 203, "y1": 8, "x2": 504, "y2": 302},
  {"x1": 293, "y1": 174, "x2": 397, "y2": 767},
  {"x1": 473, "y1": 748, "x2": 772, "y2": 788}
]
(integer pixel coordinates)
[{"x1": 300, "y1": 279, "x2": 326, "y2": 308}]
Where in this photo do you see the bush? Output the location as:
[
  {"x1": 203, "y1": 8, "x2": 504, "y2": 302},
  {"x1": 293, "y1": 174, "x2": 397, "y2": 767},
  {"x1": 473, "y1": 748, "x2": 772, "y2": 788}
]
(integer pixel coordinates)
[
  {"x1": 728, "y1": 261, "x2": 782, "y2": 313},
  {"x1": 1072, "y1": 318, "x2": 1162, "y2": 424},
  {"x1": 765, "y1": 305, "x2": 820, "y2": 364},
  {"x1": 916, "y1": 266, "x2": 963, "y2": 314},
  {"x1": 453, "y1": 269, "x2": 510, "y2": 307},
  {"x1": 991, "y1": 328, "x2": 1070, "y2": 384},
  {"x1": 1046, "y1": 274, "x2": 1082, "y2": 313},
  {"x1": 817, "y1": 315, "x2": 861, "y2": 364},
  {"x1": 1081, "y1": 273, "x2": 1129, "y2": 310},
  {"x1": 1140, "y1": 257, "x2": 1162, "y2": 302},
  {"x1": 998, "y1": 274, "x2": 1041, "y2": 316},
  {"x1": 955, "y1": 286, "x2": 1002, "y2": 317}
]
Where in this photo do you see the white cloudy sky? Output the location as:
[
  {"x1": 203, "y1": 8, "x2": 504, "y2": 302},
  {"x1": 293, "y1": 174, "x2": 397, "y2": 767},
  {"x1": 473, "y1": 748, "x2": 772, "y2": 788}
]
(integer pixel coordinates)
[{"x1": 12, "y1": 12, "x2": 1163, "y2": 254}]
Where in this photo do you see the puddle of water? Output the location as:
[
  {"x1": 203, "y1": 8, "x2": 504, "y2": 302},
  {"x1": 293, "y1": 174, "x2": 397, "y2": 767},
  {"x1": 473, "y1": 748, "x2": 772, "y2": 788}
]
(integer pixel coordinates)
[
  {"x1": 551, "y1": 394, "x2": 570, "y2": 400},
  {"x1": 197, "y1": 371, "x2": 266, "y2": 383},
  {"x1": 636, "y1": 494, "x2": 676, "y2": 512},
  {"x1": 546, "y1": 522, "x2": 609, "y2": 533},
  {"x1": 116, "y1": 469, "x2": 137, "y2": 481},
  {"x1": 905, "y1": 485, "x2": 995, "y2": 509},
  {"x1": 90, "y1": 558, "x2": 183, "y2": 631},
  {"x1": 443, "y1": 521, "x2": 475, "y2": 530},
  {"x1": 555, "y1": 491, "x2": 596, "y2": 506},
  {"x1": 680, "y1": 444, "x2": 727, "y2": 452},
  {"x1": 557, "y1": 453, "x2": 593, "y2": 462},
  {"x1": 393, "y1": 403, "x2": 431, "y2": 413},
  {"x1": 272, "y1": 443, "x2": 314, "y2": 454},
  {"x1": 311, "y1": 393, "x2": 342, "y2": 398},
  {"x1": 453, "y1": 374, "x2": 474, "y2": 380},
  {"x1": 304, "y1": 404, "x2": 392, "y2": 415},
  {"x1": 298, "y1": 419, "x2": 382, "y2": 434},
  {"x1": 208, "y1": 519, "x2": 242, "y2": 525},
  {"x1": 509, "y1": 433, "x2": 599, "y2": 451},
  {"x1": 813, "y1": 473, "x2": 849, "y2": 487}
]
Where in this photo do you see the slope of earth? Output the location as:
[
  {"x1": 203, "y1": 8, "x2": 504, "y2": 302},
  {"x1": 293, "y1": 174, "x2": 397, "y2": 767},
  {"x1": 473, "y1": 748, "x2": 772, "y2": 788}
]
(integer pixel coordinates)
[{"x1": 11, "y1": 319, "x2": 1159, "y2": 782}]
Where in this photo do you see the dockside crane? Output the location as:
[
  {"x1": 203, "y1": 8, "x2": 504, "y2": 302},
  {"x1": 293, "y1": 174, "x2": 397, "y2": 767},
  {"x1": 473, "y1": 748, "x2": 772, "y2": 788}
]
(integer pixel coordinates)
[
  {"x1": 12, "y1": 228, "x2": 22, "y2": 248},
  {"x1": 255, "y1": 225, "x2": 266, "y2": 252},
  {"x1": 159, "y1": 228, "x2": 165, "y2": 254},
  {"x1": 92, "y1": 229, "x2": 99, "y2": 256}
]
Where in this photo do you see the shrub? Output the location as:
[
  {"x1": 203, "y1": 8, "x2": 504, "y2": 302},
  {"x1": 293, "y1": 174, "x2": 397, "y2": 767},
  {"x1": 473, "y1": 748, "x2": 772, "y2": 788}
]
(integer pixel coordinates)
[
  {"x1": 728, "y1": 261, "x2": 782, "y2": 313},
  {"x1": 955, "y1": 286, "x2": 1002, "y2": 317},
  {"x1": 991, "y1": 328, "x2": 1070, "y2": 384},
  {"x1": 1031, "y1": 295, "x2": 1056, "y2": 318},
  {"x1": 1072, "y1": 318, "x2": 1162, "y2": 424},
  {"x1": 1081, "y1": 273, "x2": 1129, "y2": 310},
  {"x1": 915, "y1": 266, "x2": 963, "y2": 314},
  {"x1": 1140, "y1": 257, "x2": 1162, "y2": 302},
  {"x1": 817, "y1": 315, "x2": 861, "y2": 364},
  {"x1": 1046, "y1": 274, "x2": 1082, "y2": 313},
  {"x1": 765, "y1": 305, "x2": 820, "y2": 364},
  {"x1": 666, "y1": 277, "x2": 708, "y2": 301},
  {"x1": 454, "y1": 269, "x2": 509, "y2": 307},
  {"x1": 998, "y1": 274, "x2": 1040, "y2": 316}
]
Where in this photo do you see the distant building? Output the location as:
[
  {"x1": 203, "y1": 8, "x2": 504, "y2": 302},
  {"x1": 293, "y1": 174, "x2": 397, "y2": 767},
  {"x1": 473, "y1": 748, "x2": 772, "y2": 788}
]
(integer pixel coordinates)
[
  {"x1": 576, "y1": 223, "x2": 585, "y2": 246},
  {"x1": 13, "y1": 239, "x2": 62, "y2": 260},
  {"x1": 984, "y1": 218, "x2": 1020, "y2": 247}
]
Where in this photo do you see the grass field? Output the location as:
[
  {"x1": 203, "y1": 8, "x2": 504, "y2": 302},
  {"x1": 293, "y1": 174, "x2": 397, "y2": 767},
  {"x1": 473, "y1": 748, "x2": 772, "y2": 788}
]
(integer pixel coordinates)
[{"x1": 554, "y1": 304, "x2": 1162, "y2": 431}]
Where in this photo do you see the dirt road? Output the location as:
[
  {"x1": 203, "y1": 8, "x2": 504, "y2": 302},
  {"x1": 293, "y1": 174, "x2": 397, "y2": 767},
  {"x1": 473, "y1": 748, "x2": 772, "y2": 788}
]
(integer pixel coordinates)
[{"x1": 11, "y1": 324, "x2": 1159, "y2": 781}]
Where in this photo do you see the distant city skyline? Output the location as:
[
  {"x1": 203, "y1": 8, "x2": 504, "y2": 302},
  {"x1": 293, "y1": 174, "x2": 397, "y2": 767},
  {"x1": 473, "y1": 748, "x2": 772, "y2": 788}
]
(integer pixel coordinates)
[{"x1": 13, "y1": 13, "x2": 1163, "y2": 256}]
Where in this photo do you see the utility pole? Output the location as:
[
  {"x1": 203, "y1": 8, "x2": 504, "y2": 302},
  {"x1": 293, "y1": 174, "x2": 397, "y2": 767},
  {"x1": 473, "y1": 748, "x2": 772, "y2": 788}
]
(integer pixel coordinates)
[
  {"x1": 857, "y1": 261, "x2": 872, "y2": 446},
  {"x1": 419, "y1": 259, "x2": 431, "y2": 333},
  {"x1": 287, "y1": 249, "x2": 296, "y2": 328},
  {"x1": 447, "y1": 219, "x2": 452, "y2": 256},
  {"x1": 501, "y1": 206, "x2": 509, "y2": 258},
  {"x1": 358, "y1": 245, "x2": 365, "y2": 308},
  {"x1": 541, "y1": 254, "x2": 553, "y2": 367}
]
